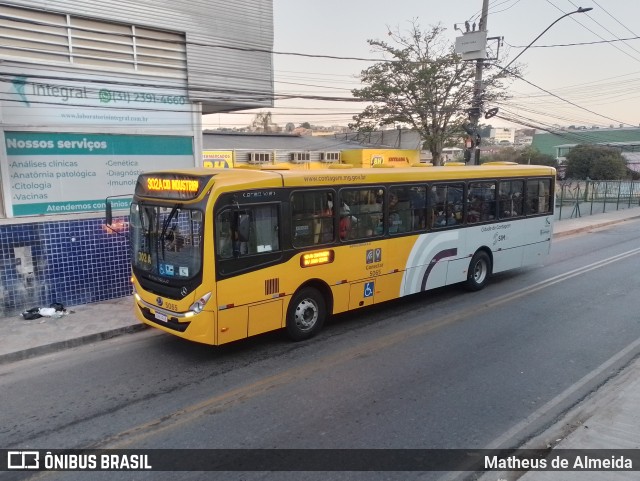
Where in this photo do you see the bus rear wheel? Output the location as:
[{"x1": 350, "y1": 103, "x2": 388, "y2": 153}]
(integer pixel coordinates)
[
  {"x1": 286, "y1": 287, "x2": 326, "y2": 341},
  {"x1": 465, "y1": 251, "x2": 492, "y2": 291}
]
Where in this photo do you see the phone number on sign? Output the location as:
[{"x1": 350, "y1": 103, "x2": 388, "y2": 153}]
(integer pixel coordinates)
[{"x1": 98, "y1": 89, "x2": 186, "y2": 105}]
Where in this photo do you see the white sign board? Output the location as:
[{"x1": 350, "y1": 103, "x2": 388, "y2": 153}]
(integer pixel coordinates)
[{"x1": 1, "y1": 67, "x2": 191, "y2": 129}]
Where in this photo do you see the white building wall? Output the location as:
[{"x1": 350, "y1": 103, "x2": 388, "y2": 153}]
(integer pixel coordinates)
[{"x1": 4, "y1": 0, "x2": 274, "y2": 113}]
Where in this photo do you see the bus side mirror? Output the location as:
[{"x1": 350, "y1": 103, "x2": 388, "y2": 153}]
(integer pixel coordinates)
[
  {"x1": 106, "y1": 200, "x2": 113, "y2": 226},
  {"x1": 104, "y1": 195, "x2": 129, "y2": 237}
]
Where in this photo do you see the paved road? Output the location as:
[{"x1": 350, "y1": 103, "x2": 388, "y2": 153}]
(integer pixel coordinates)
[{"x1": 2, "y1": 217, "x2": 640, "y2": 481}]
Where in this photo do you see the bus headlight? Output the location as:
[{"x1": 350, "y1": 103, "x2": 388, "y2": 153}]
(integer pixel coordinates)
[{"x1": 188, "y1": 292, "x2": 212, "y2": 314}]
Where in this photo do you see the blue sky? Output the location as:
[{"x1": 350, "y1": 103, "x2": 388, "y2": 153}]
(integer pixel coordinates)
[{"x1": 208, "y1": 0, "x2": 640, "y2": 132}]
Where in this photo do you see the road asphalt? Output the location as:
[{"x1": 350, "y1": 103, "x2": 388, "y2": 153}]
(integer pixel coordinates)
[{"x1": 2, "y1": 207, "x2": 640, "y2": 479}]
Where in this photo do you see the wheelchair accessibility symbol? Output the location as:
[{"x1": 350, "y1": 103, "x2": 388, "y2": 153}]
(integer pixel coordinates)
[{"x1": 364, "y1": 281, "x2": 374, "y2": 298}]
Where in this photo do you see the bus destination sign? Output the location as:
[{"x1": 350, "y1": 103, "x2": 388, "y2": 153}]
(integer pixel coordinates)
[{"x1": 136, "y1": 174, "x2": 209, "y2": 200}]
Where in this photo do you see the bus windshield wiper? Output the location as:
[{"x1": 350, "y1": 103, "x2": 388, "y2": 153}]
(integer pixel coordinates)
[{"x1": 160, "y1": 204, "x2": 180, "y2": 260}]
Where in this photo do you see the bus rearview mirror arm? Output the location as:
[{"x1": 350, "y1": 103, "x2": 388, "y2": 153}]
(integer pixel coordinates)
[{"x1": 105, "y1": 194, "x2": 131, "y2": 237}]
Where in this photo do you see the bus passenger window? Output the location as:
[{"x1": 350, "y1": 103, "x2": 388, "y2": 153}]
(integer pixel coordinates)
[
  {"x1": 340, "y1": 188, "x2": 382, "y2": 240},
  {"x1": 291, "y1": 191, "x2": 335, "y2": 247},
  {"x1": 467, "y1": 182, "x2": 496, "y2": 223},
  {"x1": 433, "y1": 183, "x2": 464, "y2": 227},
  {"x1": 499, "y1": 180, "x2": 524, "y2": 219},
  {"x1": 216, "y1": 205, "x2": 280, "y2": 258},
  {"x1": 526, "y1": 179, "x2": 552, "y2": 215},
  {"x1": 387, "y1": 190, "x2": 407, "y2": 233},
  {"x1": 252, "y1": 205, "x2": 279, "y2": 253},
  {"x1": 216, "y1": 210, "x2": 234, "y2": 259}
]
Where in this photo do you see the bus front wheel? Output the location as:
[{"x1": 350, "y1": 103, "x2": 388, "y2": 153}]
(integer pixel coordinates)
[
  {"x1": 465, "y1": 251, "x2": 492, "y2": 291},
  {"x1": 286, "y1": 287, "x2": 326, "y2": 341}
]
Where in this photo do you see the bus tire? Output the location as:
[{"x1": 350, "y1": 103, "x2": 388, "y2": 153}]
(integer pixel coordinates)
[
  {"x1": 465, "y1": 250, "x2": 492, "y2": 291},
  {"x1": 286, "y1": 287, "x2": 326, "y2": 341}
]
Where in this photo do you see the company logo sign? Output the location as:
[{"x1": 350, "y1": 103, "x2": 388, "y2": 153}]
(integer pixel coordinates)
[
  {"x1": 11, "y1": 76, "x2": 30, "y2": 106},
  {"x1": 8, "y1": 451, "x2": 39, "y2": 469},
  {"x1": 11, "y1": 75, "x2": 89, "y2": 106}
]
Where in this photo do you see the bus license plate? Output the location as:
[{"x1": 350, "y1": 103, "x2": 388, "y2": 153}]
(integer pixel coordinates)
[{"x1": 154, "y1": 312, "x2": 168, "y2": 323}]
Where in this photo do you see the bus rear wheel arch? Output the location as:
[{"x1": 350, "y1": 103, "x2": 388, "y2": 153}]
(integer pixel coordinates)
[
  {"x1": 465, "y1": 250, "x2": 492, "y2": 291},
  {"x1": 286, "y1": 286, "x2": 327, "y2": 341}
]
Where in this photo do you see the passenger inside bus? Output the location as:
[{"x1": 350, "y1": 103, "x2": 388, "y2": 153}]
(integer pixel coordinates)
[
  {"x1": 388, "y1": 193, "x2": 402, "y2": 233},
  {"x1": 314, "y1": 193, "x2": 334, "y2": 243},
  {"x1": 358, "y1": 190, "x2": 383, "y2": 236},
  {"x1": 339, "y1": 202, "x2": 352, "y2": 240}
]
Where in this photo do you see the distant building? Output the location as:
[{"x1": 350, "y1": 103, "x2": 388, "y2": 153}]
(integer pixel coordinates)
[
  {"x1": 490, "y1": 128, "x2": 515, "y2": 145},
  {"x1": 532, "y1": 128, "x2": 640, "y2": 158},
  {"x1": 202, "y1": 131, "x2": 420, "y2": 168}
]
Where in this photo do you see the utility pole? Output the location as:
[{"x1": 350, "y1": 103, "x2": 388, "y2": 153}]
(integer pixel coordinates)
[
  {"x1": 455, "y1": 0, "x2": 491, "y2": 165},
  {"x1": 470, "y1": 0, "x2": 489, "y2": 165}
]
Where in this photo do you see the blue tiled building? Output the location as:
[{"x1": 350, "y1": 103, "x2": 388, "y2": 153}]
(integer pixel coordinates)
[{"x1": 0, "y1": 1, "x2": 274, "y2": 316}]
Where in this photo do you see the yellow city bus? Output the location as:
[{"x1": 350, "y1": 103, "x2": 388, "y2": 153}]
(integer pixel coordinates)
[{"x1": 107, "y1": 162, "x2": 555, "y2": 345}]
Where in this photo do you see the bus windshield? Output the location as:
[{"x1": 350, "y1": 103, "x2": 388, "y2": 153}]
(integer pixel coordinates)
[{"x1": 130, "y1": 201, "x2": 203, "y2": 280}]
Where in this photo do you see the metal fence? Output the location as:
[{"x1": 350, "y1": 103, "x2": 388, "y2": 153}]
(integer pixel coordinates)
[{"x1": 556, "y1": 180, "x2": 640, "y2": 220}]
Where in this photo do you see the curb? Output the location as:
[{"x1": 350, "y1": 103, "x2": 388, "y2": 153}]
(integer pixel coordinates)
[
  {"x1": 0, "y1": 324, "x2": 147, "y2": 366},
  {"x1": 553, "y1": 215, "x2": 640, "y2": 238}
]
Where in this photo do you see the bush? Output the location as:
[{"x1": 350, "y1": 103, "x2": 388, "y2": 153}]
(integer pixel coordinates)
[{"x1": 565, "y1": 145, "x2": 628, "y2": 180}]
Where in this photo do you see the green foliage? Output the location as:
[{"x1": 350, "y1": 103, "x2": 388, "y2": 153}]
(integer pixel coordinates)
[
  {"x1": 477, "y1": 124, "x2": 493, "y2": 139},
  {"x1": 516, "y1": 146, "x2": 558, "y2": 167},
  {"x1": 481, "y1": 147, "x2": 519, "y2": 163},
  {"x1": 565, "y1": 145, "x2": 628, "y2": 180},
  {"x1": 349, "y1": 21, "x2": 514, "y2": 165},
  {"x1": 299, "y1": 122, "x2": 311, "y2": 129}
]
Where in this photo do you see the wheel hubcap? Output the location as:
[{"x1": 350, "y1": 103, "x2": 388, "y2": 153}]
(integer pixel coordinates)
[
  {"x1": 474, "y1": 260, "x2": 486, "y2": 283},
  {"x1": 294, "y1": 299, "x2": 318, "y2": 331}
]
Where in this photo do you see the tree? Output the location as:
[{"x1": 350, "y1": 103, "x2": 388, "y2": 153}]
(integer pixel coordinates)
[
  {"x1": 515, "y1": 146, "x2": 557, "y2": 167},
  {"x1": 350, "y1": 22, "x2": 513, "y2": 165},
  {"x1": 477, "y1": 123, "x2": 493, "y2": 139},
  {"x1": 250, "y1": 111, "x2": 278, "y2": 132},
  {"x1": 482, "y1": 146, "x2": 519, "y2": 163},
  {"x1": 299, "y1": 122, "x2": 311, "y2": 129},
  {"x1": 564, "y1": 145, "x2": 628, "y2": 180}
]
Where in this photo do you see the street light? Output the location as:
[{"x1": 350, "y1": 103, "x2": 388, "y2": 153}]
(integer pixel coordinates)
[{"x1": 500, "y1": 7, "x2": 593, "y2": 74}]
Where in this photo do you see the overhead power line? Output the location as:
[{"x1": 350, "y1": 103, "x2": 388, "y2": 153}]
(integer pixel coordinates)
[{"x1": 505, "y1": 35, "x2": 640, "y2": 49}]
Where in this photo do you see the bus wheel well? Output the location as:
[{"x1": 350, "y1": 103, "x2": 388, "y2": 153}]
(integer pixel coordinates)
[
  {"x1": 477, "y1": 246, "x2": 493, "y2": 264},
  {"x1": 296, "y1": 279, "x2": 333, "y2": 316},
  {"x1": 285, "y1": 281, "x2": 332, "y2": 341},
  {"x1": 465, "y1": 248, "x2": 493, "y2": 291}
]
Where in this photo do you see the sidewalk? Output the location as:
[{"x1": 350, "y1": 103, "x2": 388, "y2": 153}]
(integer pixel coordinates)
[
  {"x1": 0, "y1": 295, "x2": 143, "y2": 365},
  {"x1": 2, "y1": 208, "x2": 640, "y2": 477}
]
